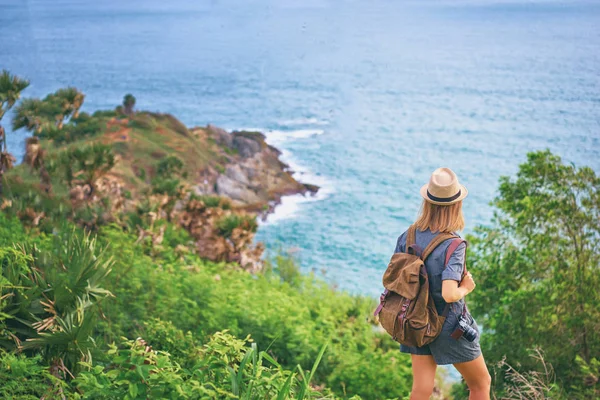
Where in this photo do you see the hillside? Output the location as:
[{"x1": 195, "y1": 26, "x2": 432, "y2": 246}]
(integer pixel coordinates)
[
  {"x1": 0, "y1": 85, "x2": 418, "y2": 399},
  {"x1": 4, "y1": 105, "x2": 318, "y2": 270},
  {"x1": 1, "y1": 77, "x2": 598, "y2": 399}
]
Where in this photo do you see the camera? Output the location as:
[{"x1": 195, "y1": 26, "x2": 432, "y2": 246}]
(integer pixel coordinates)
[{"x1": 451, "y1": 314, "x2": 478, "y2": 342}]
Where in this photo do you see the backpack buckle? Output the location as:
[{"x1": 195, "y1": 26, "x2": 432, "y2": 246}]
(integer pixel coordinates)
[{"x1": 373, "y1": 289, "x2": 389, "y2": 316}]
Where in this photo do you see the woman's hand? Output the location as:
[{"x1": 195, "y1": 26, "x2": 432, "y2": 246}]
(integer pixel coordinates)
[{"x1": 460, "y1": 272, "x2": 476, "y2": 294}]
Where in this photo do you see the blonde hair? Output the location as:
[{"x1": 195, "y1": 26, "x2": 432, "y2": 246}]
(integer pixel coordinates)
[{"x1": 414, "y1": 200, "x2": 465, "y2": 233}]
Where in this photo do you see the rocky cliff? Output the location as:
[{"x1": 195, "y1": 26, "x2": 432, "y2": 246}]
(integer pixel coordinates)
[
  {"x1": 191, "y1": 125, "x2": 318, "y2": 214},
  {"x1": 6, "y1": 110, "x2": 317, "y2": 272}
]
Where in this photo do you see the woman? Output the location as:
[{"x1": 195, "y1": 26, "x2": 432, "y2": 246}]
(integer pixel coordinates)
[{"x1": 395, "y1": 168, "x2": 491, "y2": 400}]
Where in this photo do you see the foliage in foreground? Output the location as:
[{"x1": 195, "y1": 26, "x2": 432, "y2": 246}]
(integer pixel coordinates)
[
  {"x1": 74, "y1": 331, "x2": 330, "y2": 400},
  {"x1": 453, "y1": 150, "x2": 600, "y2": 399},
  {"x1": 0, "y1": 212, "x2": 410, "y2": 399}
]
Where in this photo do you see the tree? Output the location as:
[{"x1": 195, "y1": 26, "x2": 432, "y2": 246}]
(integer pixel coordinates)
[
  {"x1": 60, "y1": 143, "x2": 116, "y2": 197},
  {"x1": 54, "y1": 87, "x2": 85, "y2": 119},
  {"x1": 13, "y1": 88, "x2": 85, "y2": 136},
  {"x1": 12, "y1": 98, "x2": 45, "y2": 133},
  {"x1": 467, "y1": 150, "x2": 600, "y2": 396},
  {"x1": 122, "y1": 94, "x2": 136, "y2": 116},
  {"x1": 0, "y1": 70, "x2": 30, "y2": 123},
  {"x1": 42, "y1": 92, "x2": 70, "y2": 129},
  {"x1": 0, "y1": 70, "x2": 30, "y2": 196}
]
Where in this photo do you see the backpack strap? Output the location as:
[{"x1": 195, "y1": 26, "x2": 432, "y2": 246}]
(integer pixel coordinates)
[
  {"x1": 445, "y1": 238, "x2": 468, "y2": 276},
  {"x1": 420, "y1": 232, "x2": 456, "y2": 262},
  {"x1": 405, "y1": 225, "x2": 417, "y2": 254},
  {"x1": 441, "y1": 238, "x2": 468, "y2": 317}
]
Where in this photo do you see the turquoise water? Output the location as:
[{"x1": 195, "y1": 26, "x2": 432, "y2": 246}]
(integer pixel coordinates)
[{"x1": 2, "y1": 0, "x2": 599, "y2": 296}]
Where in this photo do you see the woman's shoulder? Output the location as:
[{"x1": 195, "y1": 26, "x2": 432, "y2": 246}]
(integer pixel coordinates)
[
  {"x1": 394, "y1": 230, "x2": 408, "y2": 253},
  {"x1": 394, "y1": 227, "x2": 434, "y2": 252}
]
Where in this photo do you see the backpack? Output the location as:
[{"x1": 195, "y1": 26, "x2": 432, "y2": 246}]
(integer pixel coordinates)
[{"x1": 373, "y1": 225, "x2": 467, "y2": 347}]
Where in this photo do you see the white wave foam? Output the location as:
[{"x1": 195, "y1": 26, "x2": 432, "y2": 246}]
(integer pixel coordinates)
[
  {"x1": 226, "y1": 127, "x2": 324, "y2": 146},
  {"x1": 264, "y1": 128, "x2": 324, "y2": 146},
  {"x1": 225, "y1": 126, "x2": 333, "y2": 225},
  {"x1": 259, "y1": 147, "x2": 334, "y2": 225},
  {"x1": 277, "y1": 117, "x2": 329, "y2": 126}
]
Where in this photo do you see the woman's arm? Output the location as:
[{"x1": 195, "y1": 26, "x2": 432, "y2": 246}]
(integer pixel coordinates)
[
  {"x1": 442, "y1": 272, "x2": 475, "y2": 303},
  {"x1": 441, "y1": 241, "x2": 475, "y2": 303}
]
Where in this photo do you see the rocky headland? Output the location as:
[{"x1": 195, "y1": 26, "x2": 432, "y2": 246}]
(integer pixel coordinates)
[
  {"x1": 5, "y1": 108, "x2": 318, "y2": 273},
  {"x1": 192, "y1": 124, "x2": 318, "y2": 213}
]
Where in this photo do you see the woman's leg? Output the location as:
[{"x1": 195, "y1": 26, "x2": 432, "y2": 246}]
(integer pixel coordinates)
[
  {"x1": 453, "y1": 355, "x2": 492, "y2": 400},
  {"x1": 410, "y1": 354, "x2": 437, "y2": 400}
]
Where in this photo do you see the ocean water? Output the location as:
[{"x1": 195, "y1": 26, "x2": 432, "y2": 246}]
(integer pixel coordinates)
[{"x1": 2, "y1": 0, "x2": 599, "y2": 296}]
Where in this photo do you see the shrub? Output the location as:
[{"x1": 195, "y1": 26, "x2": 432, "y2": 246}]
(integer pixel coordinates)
[
  {"x1": 191, "y1": 194, "x2": 231, "y2": 209},
  {"x1": 156, "y1": 156, "x2": 184, "y2": 177},
  {"x1": 93, "y1": 225, "x2": 412, "y2": 398},
  {"x1": 216, "y1": 214, "x2": 258, "y2": 238},
  {"x1": 0, "y1": 352, "x2": 71, "y2": 400},
  {"x1": 0, "y1": 228, "x2": 113, "y2": 375},
  {"x1": 74, "y1": 331, "x2": 329, "y2": 400}
]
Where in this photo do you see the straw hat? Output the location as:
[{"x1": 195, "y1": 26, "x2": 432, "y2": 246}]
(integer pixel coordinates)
[{"x1": 420, "y1": 167, "x2": 468, "y2": 205}]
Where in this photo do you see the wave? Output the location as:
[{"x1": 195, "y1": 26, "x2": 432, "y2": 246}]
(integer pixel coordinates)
[
  {"x1": 227, "y1": 126, "x2": 325, "y2": 146},
  {"x1": 261, "y1": 154, "x2": 334, "y2": 225},
  {"x1": 276, "y1": 117, "x2": 329, "y2": 127},
  {"x1": 263, "y1": 128, "x2": 325, "y2": 146},
  {"x1": 226, "y1": 125, "x2": 332, "y2": 224}
]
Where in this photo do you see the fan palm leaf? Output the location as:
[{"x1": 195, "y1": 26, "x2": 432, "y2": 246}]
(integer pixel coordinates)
[
  {"x1": 55, "y1": 87, "x2": 85, "y2": 119},
  {"x1": 1, "y1": 229, "x2": 113, "y2": 374},
  {"x1": 0, "y1": 70, "x2": 30, "y2": 119},
  {"x1": 12, "y1": 98, "x2": 44, "y2": 132}
]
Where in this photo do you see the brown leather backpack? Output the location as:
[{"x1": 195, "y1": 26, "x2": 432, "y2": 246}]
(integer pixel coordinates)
[{"x1": 373, "y1": 225, "x2": 466, "y2": 347}]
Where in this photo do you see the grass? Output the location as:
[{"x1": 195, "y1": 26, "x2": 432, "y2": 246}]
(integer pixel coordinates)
[
  {"x1": 216, "y1": 214, "x2": 258, "y2": 237},
  {"x1": 193, "y1": 194, "x2": 232, "y2": 209}
]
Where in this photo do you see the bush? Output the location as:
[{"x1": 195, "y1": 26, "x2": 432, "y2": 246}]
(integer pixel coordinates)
[
  {"x1": 156, "y1": 156, "x2": 184, "y2": 177},
  {"x1": 216, "y1": 214, "x2": 258, "y2": 237},
  {"x1": 192, "y1": 194, "x2": 231, "y2": 209},
  {"x1": 91, "y1": 225, "x2": 412, "y2": 399},
  {"x1": 0, "y1": 228, "x2": 113, "y2": 374},
  {"x1": 74, "y1": 331, "x2": 329, "y2": 400},
  {"x1": 0, "y1": 352, "x2": 71, "y2": 400},
  {"x1": 467, "y1": 151, "x2": 600, "y2": 395}
]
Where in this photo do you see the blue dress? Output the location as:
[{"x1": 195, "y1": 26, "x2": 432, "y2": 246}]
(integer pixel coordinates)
[{"x1": 395, "y1": 228, "x2": 481, "y2": 365}]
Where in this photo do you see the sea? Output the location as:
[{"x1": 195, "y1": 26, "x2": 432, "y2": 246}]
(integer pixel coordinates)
[{"x1": 2, "y1": 0, "x2": 599, "y2": 297}]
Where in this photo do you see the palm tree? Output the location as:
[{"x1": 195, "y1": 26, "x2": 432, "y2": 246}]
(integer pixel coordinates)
[
  {"x1": 55, "y1": 87, "x2": 85, "y2": 119},
  {"x1": 0, "y1": 69, "x2": 30, "y2": 122},
  {"x1": 42, "y1": 93, "x2": 69, "y2": 129},
  {"x1": 61, "y1": 143, "x2": 116, "y2": 196},
  {"x1": 0, "y1": 70, "x2": 29, "y2": 196},
  {"x1": 0, "y1": 133, "x2": 16, "y2": 195},
  {"x1": 123, "y1": 93, "x2": 136, "y2": 115},
  {"x1": 12, "y1": 98, "x2": 45, "y2": 133},
  {"x1": 2, "y1": 229, "x2": 113, "y2": 377}
]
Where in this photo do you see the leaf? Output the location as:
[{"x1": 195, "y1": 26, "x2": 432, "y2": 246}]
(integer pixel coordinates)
[
  {"x1": 128, "y1": 382, "x2": 138, "y2": 398},
  {"x1": 277, "y1": 372, "x2": 295, "y2": 400}
]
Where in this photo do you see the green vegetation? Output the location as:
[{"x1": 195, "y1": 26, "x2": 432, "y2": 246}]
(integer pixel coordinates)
[
  {"x1": 0, "y1": 215, "x2": 412, "y2": 399},
  {"x1": 216, "y1": 214, "x2": 258, "y2": 238},
  {"x1": 192, "y1": 194, "x2": 232, "y2": 209},
  {"x1": 123, "y1": 93, "x2": 136, "y2": 116},
  {"x1": 1, "y1": 71, "x2": 598, "y2": 399},
  {"x1": 0, "y1": 70, "x2": 30, "y2": 195},
  {"x1": 0, "y1": 74, "x2": 413, "y2": 399},
  {"x1": 453, "y1": 150, "x2": 600, "y2": 399}
]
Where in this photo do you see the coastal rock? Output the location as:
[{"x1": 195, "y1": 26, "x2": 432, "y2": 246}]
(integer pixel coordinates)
[
  {"x1": 232, "y1": 133, "x2": 262, "y2": 158},
  {"x1": 200, "y1": 127, "x2": 319, "y2": 212},
  {"x1": 207, "y1": 124, "x2": 233, "y2": 148},
  {"x1": 216, "y1": 173, "x2": 262, "y2": 204}
]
